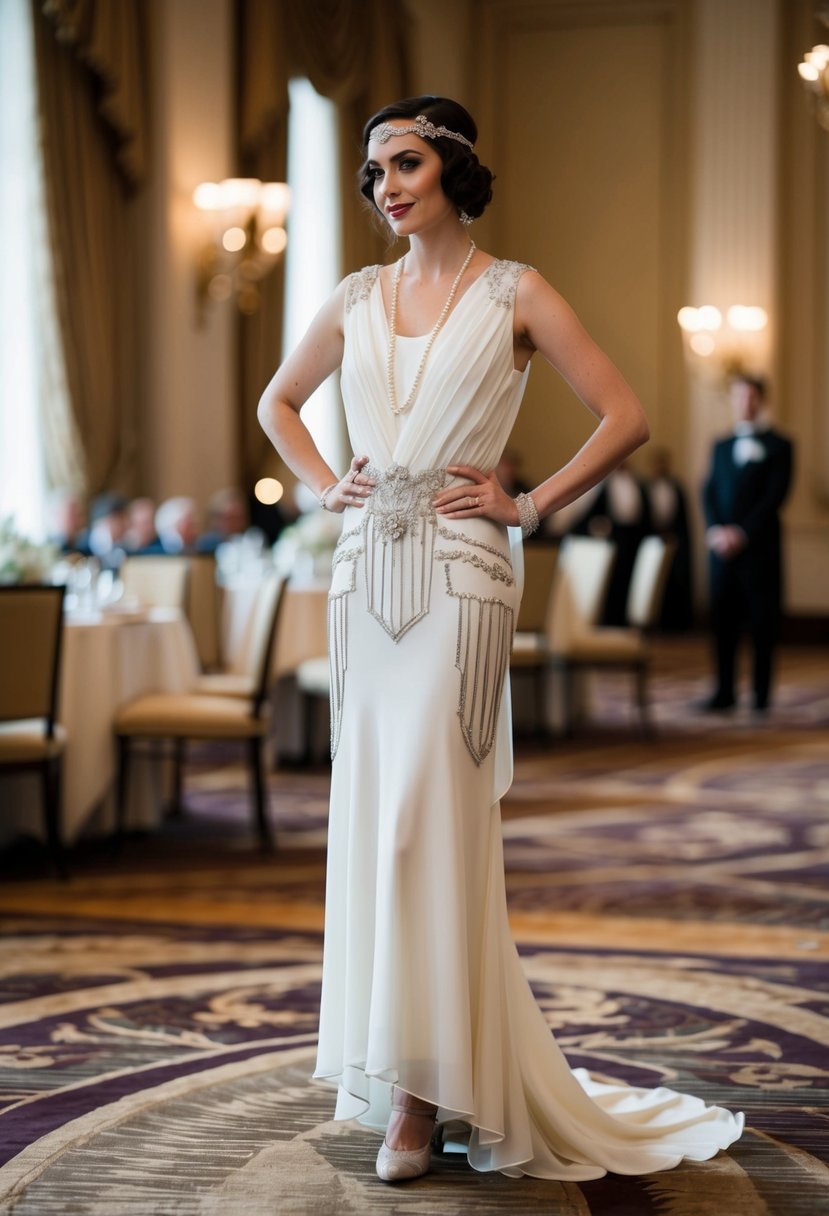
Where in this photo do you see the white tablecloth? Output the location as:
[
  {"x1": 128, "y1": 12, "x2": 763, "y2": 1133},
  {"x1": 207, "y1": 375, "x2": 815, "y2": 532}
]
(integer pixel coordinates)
[{"x1": 1, "y1": 607, "x2": 200, "y2": 846}]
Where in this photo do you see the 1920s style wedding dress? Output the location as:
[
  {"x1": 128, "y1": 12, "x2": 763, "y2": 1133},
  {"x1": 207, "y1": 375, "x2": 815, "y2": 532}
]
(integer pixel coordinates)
[{"x1": 313, "y1": 258, "x2": 744, "y2": 1179}]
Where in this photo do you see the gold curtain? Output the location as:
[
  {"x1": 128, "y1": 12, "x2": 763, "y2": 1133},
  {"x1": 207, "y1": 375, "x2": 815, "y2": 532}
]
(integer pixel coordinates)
[
  {"x1": 32, "y1": 0, "x2": 147, "y2": 497},
  {"x1": 236, "y1": 0, "x2": 410, "y2": 486}
]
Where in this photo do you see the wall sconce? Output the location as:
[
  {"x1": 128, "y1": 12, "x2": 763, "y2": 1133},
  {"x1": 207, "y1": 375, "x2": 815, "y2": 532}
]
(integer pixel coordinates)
[
  {"x1": 798, "y1": 35, "x2": 829, "y2": 131},
  {"x1": 677, "y1": 304, "x2": 768, "y2": 377},
  {"x1": 193, "y1": 178, "x2": 291, "y2": 323}
]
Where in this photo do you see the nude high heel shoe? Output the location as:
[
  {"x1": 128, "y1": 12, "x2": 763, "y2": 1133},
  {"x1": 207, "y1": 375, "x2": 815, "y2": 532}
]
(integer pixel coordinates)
[{"x1": 376, "y1": 1099, "x2": 438, "y2": 1182}]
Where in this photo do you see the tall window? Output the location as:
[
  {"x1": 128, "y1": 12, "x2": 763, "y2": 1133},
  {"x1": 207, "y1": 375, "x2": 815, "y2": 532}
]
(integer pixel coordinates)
[
  {"x1": 0, "y1": 0, "x2": 70, "y2": 539},
  {"x1": 283, "y1": 77, "x2": 347, "y2": 480}
]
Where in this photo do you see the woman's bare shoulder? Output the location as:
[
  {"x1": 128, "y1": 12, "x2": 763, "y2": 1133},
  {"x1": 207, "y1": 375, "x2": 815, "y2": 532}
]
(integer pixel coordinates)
[
  {"x1": 474, "y1": 255, "x2": 543, "y2": 309},
  {"x1": 514, "y1": 265, "x2": 567, "y2": 311}
]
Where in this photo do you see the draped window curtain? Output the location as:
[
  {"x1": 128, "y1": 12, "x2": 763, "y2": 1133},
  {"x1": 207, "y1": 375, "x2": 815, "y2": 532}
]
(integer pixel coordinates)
[
  {"x1": 236, "y1": 0, "x2": 410, "y2": 487},
  {"x1": 32, "y1": 0, "x2": 148, "y2": 498}
]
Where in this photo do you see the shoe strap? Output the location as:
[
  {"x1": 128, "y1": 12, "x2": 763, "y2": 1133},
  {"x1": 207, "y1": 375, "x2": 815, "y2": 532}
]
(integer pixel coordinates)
[{"x1": 390, "y1": 1100, "x2": 437, "y2": 1119}]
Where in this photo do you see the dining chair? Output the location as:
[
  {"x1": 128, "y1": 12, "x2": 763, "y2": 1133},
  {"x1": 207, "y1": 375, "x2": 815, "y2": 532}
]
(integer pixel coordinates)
[
  {"x1": 185, "y1": 553, "x2": 222, "y2": 673},
  {"x1": 114, "y1": 573, "x2": 286, "y2": 849},
  {"x1": 549, "y1": 535, "x2": 618, "y2": 641},
  {"x1": 192, "y1": 572, "x2": 281, "y2": 698},
  {"x1": 0, "y1": 585, "x2": 68, "y2": 876},
  {"x1": 120, "y1": 554, "x2": 190, "y2": 612},
  {"x1": 551, "y1": 535, "x2": 675, "y2": 735},
  {"x1": 122, "y1": 552, "x2": 223, "y2": 674},
  {"x1": 509, "y1": 535, "x2": 616, "y2": 735},
  {"x1": 510, "y1": 543, "x2": 559, "y2": 731}
]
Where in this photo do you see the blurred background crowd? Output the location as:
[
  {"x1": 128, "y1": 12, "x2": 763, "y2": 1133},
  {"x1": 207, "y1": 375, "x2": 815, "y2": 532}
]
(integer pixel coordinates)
[{"x1": 46, "y1": 485, "x2": 291, "y2": 569}]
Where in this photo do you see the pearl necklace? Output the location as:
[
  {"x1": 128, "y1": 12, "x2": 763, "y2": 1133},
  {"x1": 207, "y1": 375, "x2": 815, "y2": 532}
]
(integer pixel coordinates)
[{"x1": 386, "y1": 241, "x2": 476, "y2": 416}]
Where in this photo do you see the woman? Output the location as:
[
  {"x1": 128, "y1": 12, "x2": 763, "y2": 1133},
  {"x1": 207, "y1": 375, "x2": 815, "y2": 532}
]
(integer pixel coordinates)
[{"x1": 258, "y1": 96, "x2": 743, "y2": 1184}]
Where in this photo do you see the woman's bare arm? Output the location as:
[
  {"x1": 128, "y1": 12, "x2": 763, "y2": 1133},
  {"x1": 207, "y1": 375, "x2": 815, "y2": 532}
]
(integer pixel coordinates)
[
  {"x1": 257, "y1": 279, "x2": 374, "y2": 510},
  {"x1": 514, "y1": 271, "x2": 650, "y2": 517},
  {"x1": 434, "y1": 269, "x2": 650, "y2": 525}
]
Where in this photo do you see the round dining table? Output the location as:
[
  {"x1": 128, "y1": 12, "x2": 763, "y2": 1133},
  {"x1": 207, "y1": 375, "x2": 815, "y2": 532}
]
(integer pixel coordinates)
[{"x1": 0, "y1": 606, "x2": 200, "y2": 847}]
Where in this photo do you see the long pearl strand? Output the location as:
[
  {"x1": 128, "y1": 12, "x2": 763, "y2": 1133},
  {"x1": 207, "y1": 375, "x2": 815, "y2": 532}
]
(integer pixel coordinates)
[{"x1": 386, "y1": 241, "x2": 476, "y2": 416}]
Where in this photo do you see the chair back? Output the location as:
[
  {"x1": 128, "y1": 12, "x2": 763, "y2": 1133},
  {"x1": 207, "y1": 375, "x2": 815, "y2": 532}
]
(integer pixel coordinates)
[
  {"x1": 558, "y1": 536, "x2": 616, "y2": 626},
  {"x1": 547, "y1": 536, "x2": 616, "y2": 653},
  {"x1": 248, "y1": 574, "x2": 287, "y2": 713},
  {"x1": 516, "y1": 544, "x2": 559, "y2": 632},
  {"x1": 185, "y1": 554, "x2": 222, "y2": 671},
  {"x1": 626, "y1": 535, "x2": 676, "y2": 629},
  {"x1": 121, "y1": 555, "x2": 189, "y2": 610},
  {"x1": 0, "y1": 585, "x2": 65, "y2": 733}
]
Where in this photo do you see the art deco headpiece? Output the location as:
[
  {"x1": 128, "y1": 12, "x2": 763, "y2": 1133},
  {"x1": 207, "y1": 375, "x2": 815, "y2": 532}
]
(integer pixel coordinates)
[{"x1": 368, "y1": 114, "x2": 474, "y2": 150}]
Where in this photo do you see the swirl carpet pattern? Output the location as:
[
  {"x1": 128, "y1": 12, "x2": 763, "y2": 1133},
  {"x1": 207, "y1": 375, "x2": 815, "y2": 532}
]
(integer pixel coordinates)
[{"x1": 0, "y1": 639, "x2": 827, "y2": 1214}]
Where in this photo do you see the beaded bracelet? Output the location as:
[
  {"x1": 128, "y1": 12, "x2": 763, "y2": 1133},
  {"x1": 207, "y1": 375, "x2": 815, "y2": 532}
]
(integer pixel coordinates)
[
  {"x1": 319, "y1": 483, "x2": 339, "y2": 511},
  {"x1": 515, "y1": 492, "x2": 540, "y2": 538}
]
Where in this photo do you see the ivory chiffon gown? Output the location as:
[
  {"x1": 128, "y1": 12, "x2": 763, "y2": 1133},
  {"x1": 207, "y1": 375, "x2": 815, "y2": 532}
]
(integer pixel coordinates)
[{"x1": 313, "y1": 258, "x2": 744, "y2": 1179}]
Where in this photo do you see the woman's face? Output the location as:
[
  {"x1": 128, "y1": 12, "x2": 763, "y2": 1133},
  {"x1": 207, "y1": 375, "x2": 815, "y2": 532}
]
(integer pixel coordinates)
[{"x1": 366, "y1": 128, "x2": 454, "y2": 236}]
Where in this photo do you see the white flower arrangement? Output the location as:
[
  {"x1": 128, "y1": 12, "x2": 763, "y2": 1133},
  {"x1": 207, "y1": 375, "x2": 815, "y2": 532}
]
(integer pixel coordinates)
[
  {"x1": 0, "y1": 517, "x2": 58, "y2": 585},
  {"x1": 272, "y1": 508, "x2": 342, "y2": 578}
]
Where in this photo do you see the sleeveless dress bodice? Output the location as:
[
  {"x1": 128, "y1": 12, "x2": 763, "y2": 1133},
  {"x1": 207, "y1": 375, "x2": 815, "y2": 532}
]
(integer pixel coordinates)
[{"x1": 313, "y1": 258, "x2": 744, "y2": 1179}]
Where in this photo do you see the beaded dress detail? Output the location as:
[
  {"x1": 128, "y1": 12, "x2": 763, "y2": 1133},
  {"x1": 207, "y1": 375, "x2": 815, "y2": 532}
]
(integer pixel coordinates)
[{"x1": 314, "y1": 258, "x2": 743, "y2": 1178}]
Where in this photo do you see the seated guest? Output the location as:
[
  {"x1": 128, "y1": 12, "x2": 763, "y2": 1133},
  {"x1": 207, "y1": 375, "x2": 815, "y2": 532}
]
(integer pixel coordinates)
[
  {"x1": 46, "y1": 488, "x2": 87, "y2": 553},
  {"x1": 249, "y1": 491, "x2": 289, "y2": 544},
  {"x1": 575, "y1": 460, "x2": 652, "y2": 625},
  {"x1": 197, "y1": 487, "x2": 250, "y2": 553},
  {"x1": 80, "y1": 492, "x2": 129, "y2": 567},
  {"x1": 646, "y1": 447, "x2": 693, "y2": 631},
  {"x1": 154, "y1": 497, "x2": 200, "y2": 554},
  {"x1": 124, "y1": 497, "x2": 159, "y2": 553}
]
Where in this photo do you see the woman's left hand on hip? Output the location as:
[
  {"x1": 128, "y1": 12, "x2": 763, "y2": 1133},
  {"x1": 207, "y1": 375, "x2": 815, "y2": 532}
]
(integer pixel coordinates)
[{"x1": 433, "y1": 464, "x2": 520, "y2": 526}]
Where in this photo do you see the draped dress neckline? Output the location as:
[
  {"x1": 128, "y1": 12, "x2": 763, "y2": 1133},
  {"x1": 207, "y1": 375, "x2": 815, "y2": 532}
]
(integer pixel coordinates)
[
  {"x1": 354, "y1": 259, "x2": 531, "y2": 471},
  {"x1": 375, "y1": 259, "x2": 497, "y2": 343}
]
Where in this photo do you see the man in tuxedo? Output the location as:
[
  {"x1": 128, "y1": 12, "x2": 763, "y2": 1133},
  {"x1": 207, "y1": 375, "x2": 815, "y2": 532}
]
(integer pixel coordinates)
[{"x1": 701, "y1": 374, "x2": 793, "y2": 713}]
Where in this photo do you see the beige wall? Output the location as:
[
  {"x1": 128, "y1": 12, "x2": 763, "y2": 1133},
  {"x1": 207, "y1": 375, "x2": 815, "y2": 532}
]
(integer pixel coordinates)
[
  {"x1": 406, "y1": 0, "x2": 473, "y2": 102},
  {"x1": 141, "y1": 0, "x2": 829, "y2": 612},
  {"x1": 408, "y1": 0, "x2": 828, "y2": 614},
  {"x1": 684, "y1": 0, "x2": 780, "y2": 600},
  {"x1": 684, "y1": 0, "x2": 828, "y2": 613},
  {"x1": 474, "y1": 0, "x2": 689, "y2": 489}
]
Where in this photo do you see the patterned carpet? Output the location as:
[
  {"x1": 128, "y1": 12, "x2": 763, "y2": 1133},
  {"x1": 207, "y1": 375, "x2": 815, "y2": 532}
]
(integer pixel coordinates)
[{"x1": 0, "y1": 638, "x2": 827, "y2": 1214}]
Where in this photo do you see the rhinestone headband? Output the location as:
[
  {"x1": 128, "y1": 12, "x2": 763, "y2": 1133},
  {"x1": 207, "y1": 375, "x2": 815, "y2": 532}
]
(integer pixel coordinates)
[{"x1": 368, "y1": 114, "x2": 474, "y2": 150}]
